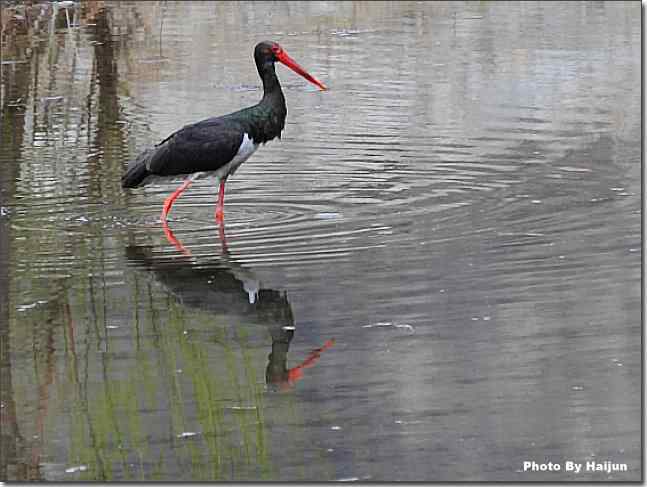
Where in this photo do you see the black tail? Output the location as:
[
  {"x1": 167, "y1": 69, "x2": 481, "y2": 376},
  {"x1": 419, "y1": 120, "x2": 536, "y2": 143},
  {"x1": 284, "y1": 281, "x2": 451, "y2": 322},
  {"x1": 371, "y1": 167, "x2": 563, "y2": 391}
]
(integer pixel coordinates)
[{"x1": 121, "y1": 148, "x2": 153, "y2": 188}]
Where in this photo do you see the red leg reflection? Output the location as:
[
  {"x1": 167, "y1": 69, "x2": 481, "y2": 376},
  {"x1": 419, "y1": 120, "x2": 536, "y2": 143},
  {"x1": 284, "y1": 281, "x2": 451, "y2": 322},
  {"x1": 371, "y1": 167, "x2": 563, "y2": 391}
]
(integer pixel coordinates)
[
  {"x1": 286, "y1": 339, "x2": 335, "y2": 385},
  {"x1": 162, "y1": 219, "x2": 192, "y2": 256},
  {"x1": 218, "y1": 222, "x2": 229, "y2": 254},
  {"x1": 163, "y1": 218, "x2": 228, "y2": 255}
]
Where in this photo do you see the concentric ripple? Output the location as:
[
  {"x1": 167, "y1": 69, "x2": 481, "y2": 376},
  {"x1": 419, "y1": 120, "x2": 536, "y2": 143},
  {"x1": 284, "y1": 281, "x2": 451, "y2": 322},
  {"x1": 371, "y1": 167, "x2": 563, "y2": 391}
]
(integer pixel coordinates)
[{"x1": 2, "y1": 0, "x2": 640, "y2": 311}]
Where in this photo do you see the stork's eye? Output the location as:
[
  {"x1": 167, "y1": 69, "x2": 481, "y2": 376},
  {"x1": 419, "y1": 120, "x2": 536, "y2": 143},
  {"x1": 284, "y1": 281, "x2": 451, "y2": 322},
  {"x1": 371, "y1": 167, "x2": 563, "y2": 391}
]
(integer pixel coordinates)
[{"x1": 271, "y1": 45, "x2": 281, "y2": 55}]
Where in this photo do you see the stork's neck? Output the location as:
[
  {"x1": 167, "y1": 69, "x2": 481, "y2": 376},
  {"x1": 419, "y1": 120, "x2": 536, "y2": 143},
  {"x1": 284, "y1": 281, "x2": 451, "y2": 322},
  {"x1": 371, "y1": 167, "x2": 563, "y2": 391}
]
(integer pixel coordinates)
[
  {"x1": 227, "y1": 58, "x2": 286, "y2": 144},
  {"x1": 258, "y1": 61, "x2": 285, "y2": 105}
]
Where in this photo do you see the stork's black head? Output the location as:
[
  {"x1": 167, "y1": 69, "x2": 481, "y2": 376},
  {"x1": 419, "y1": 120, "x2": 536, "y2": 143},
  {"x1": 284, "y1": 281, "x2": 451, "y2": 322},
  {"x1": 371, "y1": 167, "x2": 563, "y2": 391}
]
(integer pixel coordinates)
[
  {"x1": 254, "y1": 41, "x2": 280, "y2": 65},
  {"x1": 253, "y1": 41, "x2": 327, "y2": 91}
]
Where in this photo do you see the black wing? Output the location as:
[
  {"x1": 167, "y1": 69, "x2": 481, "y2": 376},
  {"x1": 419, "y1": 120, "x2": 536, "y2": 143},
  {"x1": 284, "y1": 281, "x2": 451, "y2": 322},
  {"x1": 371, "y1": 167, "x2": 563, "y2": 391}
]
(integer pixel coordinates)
[{"x1": 147, "y1": 117, "x2": 245, "y2": 177}]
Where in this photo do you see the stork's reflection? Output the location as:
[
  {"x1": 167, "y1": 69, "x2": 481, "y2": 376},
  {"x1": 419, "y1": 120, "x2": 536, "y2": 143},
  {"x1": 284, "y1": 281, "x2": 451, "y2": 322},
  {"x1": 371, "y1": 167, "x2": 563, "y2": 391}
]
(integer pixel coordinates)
[
  {"x1": 126, "y1": 229, "x2": 333, "y2": 391},
  {"x1": 162, "y1": 219, "x2": 228, "y2": 256}
]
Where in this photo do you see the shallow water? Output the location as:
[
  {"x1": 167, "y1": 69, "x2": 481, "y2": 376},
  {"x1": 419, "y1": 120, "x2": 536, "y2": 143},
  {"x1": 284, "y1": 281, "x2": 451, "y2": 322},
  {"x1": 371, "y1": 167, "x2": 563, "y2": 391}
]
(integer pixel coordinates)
[{"x1": 0, "y1": 0, "x2": 641, "y2": 482}]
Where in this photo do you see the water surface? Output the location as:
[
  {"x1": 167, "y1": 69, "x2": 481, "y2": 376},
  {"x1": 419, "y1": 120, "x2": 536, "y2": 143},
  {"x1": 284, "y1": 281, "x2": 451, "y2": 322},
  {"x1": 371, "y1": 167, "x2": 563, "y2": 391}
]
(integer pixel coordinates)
[{"x1": 0, "y1": 1, "x2": 641, "y2": 482}]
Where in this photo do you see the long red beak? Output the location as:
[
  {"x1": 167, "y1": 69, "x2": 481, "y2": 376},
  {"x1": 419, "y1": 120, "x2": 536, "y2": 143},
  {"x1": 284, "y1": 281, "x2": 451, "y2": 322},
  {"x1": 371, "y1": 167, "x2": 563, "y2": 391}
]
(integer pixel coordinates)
[{"x1": 276, "y1": 50, "x2": 327, "y2": 91}]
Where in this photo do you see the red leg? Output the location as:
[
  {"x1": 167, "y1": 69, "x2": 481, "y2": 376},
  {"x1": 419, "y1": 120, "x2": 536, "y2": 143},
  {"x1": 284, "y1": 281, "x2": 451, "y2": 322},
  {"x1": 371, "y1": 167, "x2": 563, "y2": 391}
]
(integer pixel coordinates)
[
  {"x1": 162, "y1": 178, "x2": 193, "y2": 222},
  {"x1": 215, "y1": 178, "x2": 226, "y2": 223}
]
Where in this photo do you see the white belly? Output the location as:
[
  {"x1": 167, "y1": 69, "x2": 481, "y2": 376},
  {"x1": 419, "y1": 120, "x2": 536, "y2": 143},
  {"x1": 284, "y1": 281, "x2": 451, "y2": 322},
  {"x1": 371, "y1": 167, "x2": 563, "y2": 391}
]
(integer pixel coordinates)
[{"x1": 212, "y1": 133, "x2": 259, "y2": 180}]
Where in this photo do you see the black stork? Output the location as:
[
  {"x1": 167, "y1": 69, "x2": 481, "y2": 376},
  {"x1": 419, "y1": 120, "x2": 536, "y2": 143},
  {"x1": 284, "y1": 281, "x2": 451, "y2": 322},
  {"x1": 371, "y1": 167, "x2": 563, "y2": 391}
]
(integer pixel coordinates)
[{"x1": 121, "y1": 41, "x2": 327, "y2": 223}]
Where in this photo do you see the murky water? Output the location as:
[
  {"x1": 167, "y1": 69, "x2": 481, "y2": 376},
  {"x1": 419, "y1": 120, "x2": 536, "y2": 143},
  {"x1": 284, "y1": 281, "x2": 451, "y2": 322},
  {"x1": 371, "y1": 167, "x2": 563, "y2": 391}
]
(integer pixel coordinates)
[{"x1": 1, "y1": 1, "x2": 641, "y2": 482}]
